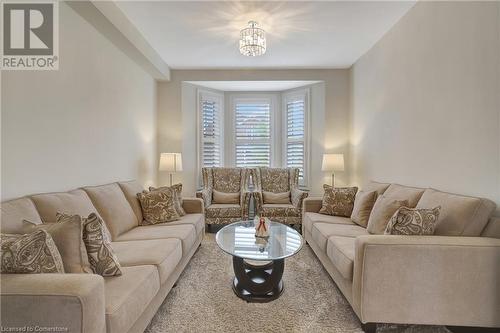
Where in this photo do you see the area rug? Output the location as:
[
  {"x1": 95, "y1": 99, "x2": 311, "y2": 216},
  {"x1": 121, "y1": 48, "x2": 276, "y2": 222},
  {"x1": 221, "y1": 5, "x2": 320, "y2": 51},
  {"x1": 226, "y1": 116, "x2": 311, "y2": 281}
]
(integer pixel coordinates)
[{"x1": 145, "y1": 233, "x2": 451, "y2": 333}]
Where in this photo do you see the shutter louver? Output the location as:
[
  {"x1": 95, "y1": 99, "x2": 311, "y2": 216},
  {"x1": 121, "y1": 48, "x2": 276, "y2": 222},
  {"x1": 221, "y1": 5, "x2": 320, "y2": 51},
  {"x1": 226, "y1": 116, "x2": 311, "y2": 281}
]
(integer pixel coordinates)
[
  {"x1": 286, "y1": 98, "x2": 305, "y2": 181},
  {"x1": 201, "y1": 98, "x2": 222, "y2": 168},
  {"x1": 235, "y1": 101, "x2": 271, "y2": 167}
]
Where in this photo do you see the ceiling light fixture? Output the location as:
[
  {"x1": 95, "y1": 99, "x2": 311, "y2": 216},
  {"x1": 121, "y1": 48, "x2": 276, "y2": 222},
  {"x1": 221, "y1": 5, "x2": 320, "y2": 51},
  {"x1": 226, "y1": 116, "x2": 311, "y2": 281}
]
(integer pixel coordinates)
[{"x1": 239, "y1": 21, "x2": 266, "y2": 57}]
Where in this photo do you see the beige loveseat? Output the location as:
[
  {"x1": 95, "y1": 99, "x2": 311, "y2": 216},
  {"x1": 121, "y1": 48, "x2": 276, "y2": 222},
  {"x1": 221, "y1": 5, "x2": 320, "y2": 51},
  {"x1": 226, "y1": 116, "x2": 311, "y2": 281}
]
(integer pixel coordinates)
[
  {"x1": 303, "y1": 181, "x2": 500, "y2": 332},
  {"x1": 0, "y1": 180, "x2": 204, "y2": 333}
]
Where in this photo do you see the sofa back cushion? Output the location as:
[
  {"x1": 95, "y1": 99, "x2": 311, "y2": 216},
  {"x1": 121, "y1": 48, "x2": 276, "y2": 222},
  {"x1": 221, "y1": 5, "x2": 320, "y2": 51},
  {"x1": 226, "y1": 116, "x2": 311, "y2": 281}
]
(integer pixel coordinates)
[
  {"x1": 0, "y1": 197, "x2": 42, "y2": 234},
  {"x1": 363, "y1": 181, "x2": 390, "y2": 197},
  {"x1": 31, "y1": 189, "x2": 101, "y2": 223},
  {"x1": 382, "y1": 183, "x2": 425, "y2": 208},
  {"x1": 416, "y1": 188, "x2": 496, "y2": 236},
  {"x1": 481, "y1": 217, "x2": 500, "y2": 239},
  {"x1": 83, "y1": 183, "x2": 138, "y2": 239},
  {"x1": 118, "y1": 180, "x2": 144, "y2": 223}
]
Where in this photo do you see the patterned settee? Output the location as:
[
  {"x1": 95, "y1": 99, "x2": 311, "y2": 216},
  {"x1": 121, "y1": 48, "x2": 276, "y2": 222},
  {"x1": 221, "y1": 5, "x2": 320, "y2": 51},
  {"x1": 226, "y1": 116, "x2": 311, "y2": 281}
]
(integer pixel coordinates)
[
  {"x1": 251, "y1": 167, "x2": 308, "y2": 226},
  {"x1": 196, "y1": 167, "x2": 252, "y2": 225}
]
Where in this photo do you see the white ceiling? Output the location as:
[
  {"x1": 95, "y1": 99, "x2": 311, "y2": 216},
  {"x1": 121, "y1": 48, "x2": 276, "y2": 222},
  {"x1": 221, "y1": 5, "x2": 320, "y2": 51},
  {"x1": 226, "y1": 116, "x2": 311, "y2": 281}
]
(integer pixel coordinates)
[
  {"x1": 116, "y1": 1, "x2": 416, "y2": 69},
  {"x1": 187, "y1": 80, "x2": 322, "y2": 91}
]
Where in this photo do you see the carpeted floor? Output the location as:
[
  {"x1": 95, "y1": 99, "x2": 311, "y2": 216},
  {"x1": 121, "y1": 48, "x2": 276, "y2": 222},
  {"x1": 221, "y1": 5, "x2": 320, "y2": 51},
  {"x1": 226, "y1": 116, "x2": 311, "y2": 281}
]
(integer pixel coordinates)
[{"x1": 145, "y1": 233, "x2": 451, "y2": 333}]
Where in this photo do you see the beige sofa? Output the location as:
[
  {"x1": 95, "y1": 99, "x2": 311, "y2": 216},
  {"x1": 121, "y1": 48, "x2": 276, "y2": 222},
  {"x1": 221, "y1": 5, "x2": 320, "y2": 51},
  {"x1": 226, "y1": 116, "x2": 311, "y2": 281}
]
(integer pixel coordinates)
[
  {"x1": 0, "y1": 180, "x2": 204, "y2": 333},
  {"x1": 303, "y1": 182, "x2": 500, "y2": 332}
]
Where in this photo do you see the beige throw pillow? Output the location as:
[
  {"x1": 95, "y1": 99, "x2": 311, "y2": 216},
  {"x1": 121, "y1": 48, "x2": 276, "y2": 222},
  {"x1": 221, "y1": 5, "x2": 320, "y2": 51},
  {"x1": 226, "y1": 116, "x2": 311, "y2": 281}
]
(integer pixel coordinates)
[
  {"x1": 137, "y1": 189, "x2": 180, "y2": 225},
  {"x1": 263, "y1": 191, "x2": 291, "y2": 204},
  {"x1": 25, "y1": 218, "x2": 92, "y2": 273},
  {"x1": 212, "y1": 190, "x2": 240, "y2": 204},
  {"x1": 0, "y1": 230, "x2": 65, "y2": 274},
  {"x1": 319, "y1": 185, "x2": 358, "y2": 217},
  {"x1": 350, "y1": 190, "x2": 377, "y2": 227},
  {"x1": 150, "y1": 184, "x2": 186, "y2": 216},
  {"x1": 385, "y1": 206, "x2": 441, "y2": 235},
  {"x1": 57, "y1": 212, "x2": 122, "y2": 277},
  {"x1": 367, "y1": 196, "x2": 409, "y2": 234}
]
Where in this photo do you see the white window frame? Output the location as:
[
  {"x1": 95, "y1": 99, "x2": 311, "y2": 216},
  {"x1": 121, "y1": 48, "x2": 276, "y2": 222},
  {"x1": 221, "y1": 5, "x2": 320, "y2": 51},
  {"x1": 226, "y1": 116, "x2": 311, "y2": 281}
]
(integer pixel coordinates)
[
  {"x1": 197, "y1": 89, "x2": 224, "y2": 184},
  {"x1": 282, "y1": 88, "x2": 311, "y2": 187},
  {"x1": 228, "y1": 93, "x2": 278, "y2": 168}
]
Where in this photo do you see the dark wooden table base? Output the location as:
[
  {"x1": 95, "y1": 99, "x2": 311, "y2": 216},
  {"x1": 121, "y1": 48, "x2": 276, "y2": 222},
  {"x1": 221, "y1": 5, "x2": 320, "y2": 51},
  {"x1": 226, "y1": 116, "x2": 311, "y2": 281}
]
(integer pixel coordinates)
[{"x1": 232, "y1": 257, "x2": 284, "y2": 303}]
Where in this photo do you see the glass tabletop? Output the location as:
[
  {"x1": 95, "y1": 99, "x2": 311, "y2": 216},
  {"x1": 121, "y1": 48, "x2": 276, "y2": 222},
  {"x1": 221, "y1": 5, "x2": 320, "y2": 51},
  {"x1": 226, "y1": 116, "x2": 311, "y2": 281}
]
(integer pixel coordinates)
[{"x1": 215, "y1": 221, "x2": 303, "y2": 261}]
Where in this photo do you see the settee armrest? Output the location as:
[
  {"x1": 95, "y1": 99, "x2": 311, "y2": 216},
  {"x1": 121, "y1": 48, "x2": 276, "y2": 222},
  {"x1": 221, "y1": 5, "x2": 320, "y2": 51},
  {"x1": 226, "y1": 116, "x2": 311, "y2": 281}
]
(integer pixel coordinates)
[
  {"x1": 352, "y1": 235, "x2": 500, "y2": 327},
  {"x1": 302, "y1": 197, "x2": 323, "y2": 213},
  {"x1": 182, "y1": 197, "x2": 205, "y2": 214},
  {"x1": 1, "y1": 273, "x2": 106, "y2": 333}
]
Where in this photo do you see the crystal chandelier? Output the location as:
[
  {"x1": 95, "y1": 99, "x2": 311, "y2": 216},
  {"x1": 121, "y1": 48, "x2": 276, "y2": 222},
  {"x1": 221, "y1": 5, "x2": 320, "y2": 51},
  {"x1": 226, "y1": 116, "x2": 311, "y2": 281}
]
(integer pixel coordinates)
[{"x1": 239, "y1": 21, "x2": 266, "y2": 57}]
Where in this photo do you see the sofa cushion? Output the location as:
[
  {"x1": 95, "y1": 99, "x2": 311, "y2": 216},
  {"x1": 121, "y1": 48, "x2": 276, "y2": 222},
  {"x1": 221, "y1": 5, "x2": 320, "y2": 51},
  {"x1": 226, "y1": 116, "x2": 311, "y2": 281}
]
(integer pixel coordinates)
[
  {"x1": 118, "y1": 180, "x2": 144, "y2": 223},
  {"x1": 261, "y1": 204, "x2": 300, "y2": 218},
  {"x1": 311, "y1": 222, "x2": 368, "y2": 252},
  {"x1": 367, "y1": 196, "x2": 409, "y2": 234},
  {"x1": 137, "y1": 189, "x2": 180, "y2": 225},
  {"x1": 350, "y1": 190, "x2": 377, "y2": 227},
  {"x1": 114, "y1": 224, "x2": 196, "y2": 256},
  {"x1": 163, "y1": 213, "x2": 204, "y2": 235},
  {"x1": 111, "y1": 239, "x2": 182, "y2": 284},
  {"x1": 84, "y1": 183, "x2": 138, "y2": 239},
  {"x1": 0, "y1": 197, "x2": 42, "y2": 234},
  {"x1": 150, "y1": 184, "x2": 186, "y2": 216},
  {"x1": 363, "y1": 181, "x2": 391, "y2": 197},
  {"x1": 382, "y1": 184, "x2": 425, "y2": 208},
  {"x1": 319, "y1": 185, "x2": 358, "y2": 217},
  {"x1": 482, "y1": 217, "x2": 500, "y2": 239},
  {"x1": 416, "y1": 188, "x2": 496, "y2": 236},
  {"x1": 326, "y1": 236, "x2": 355, "y2": 280},
  {"x1": 104, "y1": 265, "x2": 159, "y2": 333},
  {"x1": 31, "y1": 189, "x2": 101, "y2": 223},
  {"x1": 212, "y1": 190, "x2": 240, "y2": 204},
  {"x1": 206, "y1": 204, "x2": 241, "y2": 218},
  {"x1": 385, "y1": 206, "x2": 441, "y2": 236},
  {"x1": 303, "y1": 212, "x2": 355, "y2": 235}
]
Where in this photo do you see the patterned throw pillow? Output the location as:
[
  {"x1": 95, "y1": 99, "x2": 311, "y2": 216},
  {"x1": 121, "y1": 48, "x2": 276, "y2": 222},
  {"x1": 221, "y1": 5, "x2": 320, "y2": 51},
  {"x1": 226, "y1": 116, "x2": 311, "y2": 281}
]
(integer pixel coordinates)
[
  {"x1": 137, "y1": 188, "x2": 180, "y2": 225},
  {"x1": 367, "y1": 196, "x2": 409, "y2": 234},
  {"x1": 150, "y1": 184, "x2": 186, "y2": 216},
  {"x1": 319, "y1": 185, "x2": 358, "y2": 217},
  {"x1": 385, "y1": 206, "x2": 441, "y2": 235},
  {"x1": 57, "y1": 212, "x2": 122, "y2": 277},
  {"x1": 1, "y1": 230, "x2": 65, "y2": 274}
]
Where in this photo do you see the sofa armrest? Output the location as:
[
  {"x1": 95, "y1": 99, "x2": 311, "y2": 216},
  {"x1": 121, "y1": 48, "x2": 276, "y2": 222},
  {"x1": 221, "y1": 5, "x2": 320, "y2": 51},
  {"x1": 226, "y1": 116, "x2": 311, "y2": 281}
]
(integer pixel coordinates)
[
  {"x1": 302, "y1": 197, "x2": 323, "y2": 213},
  {"x1": 182, "y1": 198, "x2": 205, "y2": 214},
  {"x1": 352, "y1": 235, "x2": 500, "y2": 327},
  {"x1": 1, "y1": 273, "x2": 106, "y2": 333}
]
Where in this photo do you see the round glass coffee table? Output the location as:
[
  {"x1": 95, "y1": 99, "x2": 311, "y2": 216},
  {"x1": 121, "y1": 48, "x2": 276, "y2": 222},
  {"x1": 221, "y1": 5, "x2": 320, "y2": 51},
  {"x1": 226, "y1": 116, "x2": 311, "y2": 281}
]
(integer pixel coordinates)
[{"x1": 216, "y1": 220, "x2": 303, "y2": 303}]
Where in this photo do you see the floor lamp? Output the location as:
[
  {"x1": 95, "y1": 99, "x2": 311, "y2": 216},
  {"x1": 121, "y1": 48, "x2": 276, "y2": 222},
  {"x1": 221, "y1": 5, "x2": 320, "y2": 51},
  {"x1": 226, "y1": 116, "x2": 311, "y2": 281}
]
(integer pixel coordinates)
[
  {"x1": 159, "y1": 153, "x2": 183, "y2": 186},
  {"x1": 321, "y1": 153, "x2": 344, "y2": 187}
]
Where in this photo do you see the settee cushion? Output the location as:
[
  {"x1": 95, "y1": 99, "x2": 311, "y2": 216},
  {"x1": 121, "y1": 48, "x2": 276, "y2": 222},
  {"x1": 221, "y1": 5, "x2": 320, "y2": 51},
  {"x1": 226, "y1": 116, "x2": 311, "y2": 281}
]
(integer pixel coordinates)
[
  {"x1": 84, "y1": 183, "x2": 138, "y2": 238},
  {"x1": 0, "y1": 197, "x2": 42, "y2": 234},
  {"x1": 31, "y1": 189, "x2": 102, "y2": 223},
  {"x1": 363, "y1": 181, "x2": 391, "y2": 197},
  {"x1": 303, "y1": 212, "x2": 355, "y2": 235},
  {"x1": 311, "y1": 223, "x2": 368, "y2": 252},
  {"x1": 327, "y1": 236, "x2": 355, "y2": 280},
  {"x1": 104, "y1": 265, "x2": 159, "y2": 333},
  {"x1": 263, "y1": 191, "x2": 291, "y2": 204},
  {"x1": 416, "y1": 189, "x2": 496, "y2": 236},
  {"x1": 114, "y1": 224, "x2": 196, "y2": 256},
  {"x1": 111, "y1": 239, "x2": 182, "y2": 284},
  {"x1": 367, "y1": 197, "x2": 409, "y2": 234},
  {"x1": 206, "y1": 204, "x2": 241, "y2": 218},
  {"x1": 261, "y1": 204, "x2": 300, "y2": 218},
  {"x1": 350, "y1": 190, "x2": 377, "y2": 227},
  {"x1": 164, "y1": 213, "x2": 205, "y2": 235},
  {"x1": 382, "y1": 184, "x2": 425, "y2": 208},
  {"x1": 118, "y1": 180, "x2": 144, "y2": 223},
  {"x1": 212, "y1": 190, "x2": 240, "y2": 204}
]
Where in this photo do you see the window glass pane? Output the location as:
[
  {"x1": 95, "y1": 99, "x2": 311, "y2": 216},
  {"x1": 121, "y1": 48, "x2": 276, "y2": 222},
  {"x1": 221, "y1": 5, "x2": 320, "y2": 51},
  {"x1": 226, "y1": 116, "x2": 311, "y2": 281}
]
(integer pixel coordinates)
[
  {"x1": 236, "y1": 143, "x2": 270, "y2": 167},
  {"x1": 201, "y1": 96, "x2": 222, "y2": 168},
  {"x1": 286, "y1": 98, "x2": 305, "y2": 181}
]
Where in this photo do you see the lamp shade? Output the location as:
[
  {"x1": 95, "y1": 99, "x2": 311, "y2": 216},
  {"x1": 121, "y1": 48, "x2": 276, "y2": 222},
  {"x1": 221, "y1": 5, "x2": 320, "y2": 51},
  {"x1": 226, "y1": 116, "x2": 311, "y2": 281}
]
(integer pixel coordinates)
[
  {"x1": 322, "y1": 154, "x2": 344, "y2": 172},
  {"x1": 159, "y1": 153, "x2": 183, "y2": 172}
]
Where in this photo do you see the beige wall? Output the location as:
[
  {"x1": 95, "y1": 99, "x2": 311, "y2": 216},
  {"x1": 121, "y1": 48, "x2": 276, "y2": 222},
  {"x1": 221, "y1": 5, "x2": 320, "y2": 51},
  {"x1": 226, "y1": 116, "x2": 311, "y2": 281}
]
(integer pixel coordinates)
[
  {"x1": 350, "y1": 1, "x2": 500, "y2": 212},
  {"x1": 157, "y1": 69, "x2": 350, "y2": 195},
  {"x1": 1, "y1": 2, "x2": 157, "y2": 200}
]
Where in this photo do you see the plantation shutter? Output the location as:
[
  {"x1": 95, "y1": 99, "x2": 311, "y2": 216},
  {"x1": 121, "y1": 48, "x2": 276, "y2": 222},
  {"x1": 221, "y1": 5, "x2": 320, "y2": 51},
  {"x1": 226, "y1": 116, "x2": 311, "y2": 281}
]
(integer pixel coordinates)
[
  {"x1": 286, "y1": 98, "x2": 306, "y2": 182},
  {"x1": 235, "y1": 101, "x2": 271, "y2": 167},
  {"x1": 201, "y1": 96, "x2": 222, "y2": 168}
]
